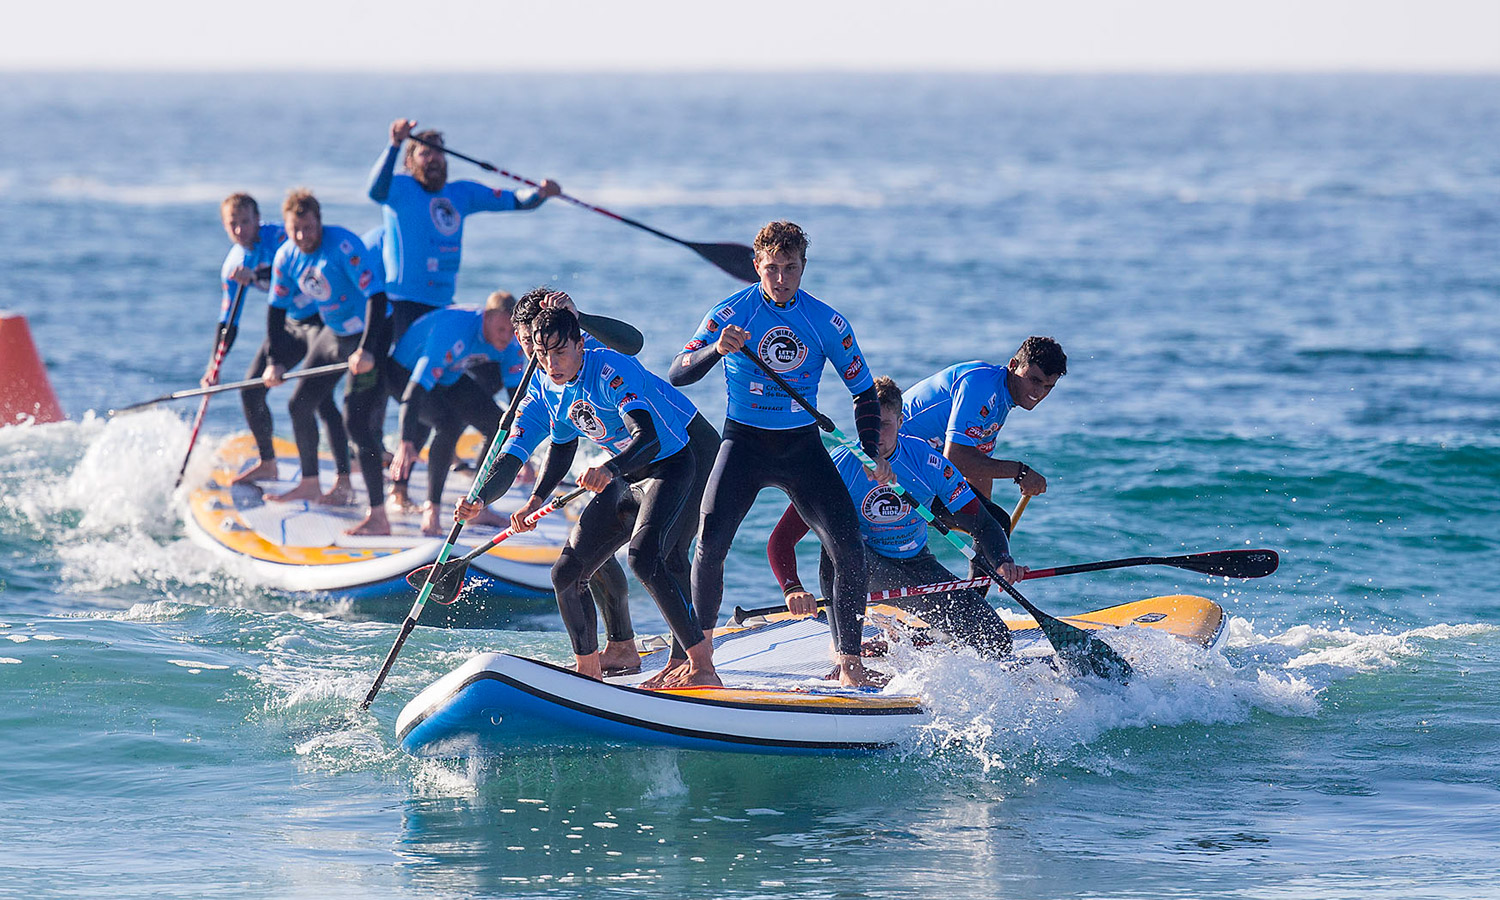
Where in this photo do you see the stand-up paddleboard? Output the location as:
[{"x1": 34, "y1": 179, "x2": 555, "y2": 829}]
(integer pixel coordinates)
[
  {"x1": 183, "y1": 434, "x2": 575, "y2": 625},
  {"x1": 397, "y1": 594, "x2": 1225, "y2": 757}
]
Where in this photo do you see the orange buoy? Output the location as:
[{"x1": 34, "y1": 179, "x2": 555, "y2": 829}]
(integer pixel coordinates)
[{"x1": 0, "y1": 313, "x2": 65, "y2": 426}]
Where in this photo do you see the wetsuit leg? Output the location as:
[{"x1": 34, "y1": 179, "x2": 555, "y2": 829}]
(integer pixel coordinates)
[
  {"x1": 551, "y1": 482, "x2": 636, "y2": 656},
  {"x1": 318, "y1": 394, "x2": 351, "y2": 475},
  {"x1": 342, "y1": 337, "x2": 387, "y2": 504},
  {"x1": 625, "y1": 447, "x2": 705, "y2": 652},
  {"x1": 867, "y1": 548, "x2": 1011, "y2": 658},
  {"x1": 388, "y1": 301, "x2": 433, "y2": 493},
  {"x1": 770, "y1": 428, "x2": 868, "y2": 657},
  {"x1": 419, "y1": 378, "x2": 502, "y2": 505},
  {"x1": 242, "y1": 326, "x2": 310, "y2": 462},
  {"x1": 668, "y1": 414, "x2": 722, "y2": 659},
  {"x1": 691, "y1": 420, "x2": 771, "y2": 633},
  {"x1": 284, "y1": 326, "x2": 348, "y2": 479},
  {"x1": 590, "y1": 558, "x2": 633, "y2": 644}
]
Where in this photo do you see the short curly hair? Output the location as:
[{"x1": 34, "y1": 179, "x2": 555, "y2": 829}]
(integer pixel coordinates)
[
  {"x1": 753, "y1": 220, "x2": 808, "y2": 263},
  {"x1": 281, "y1": 188, "x2": 320, "y2": 220},
  {"x1": 1014, "y1": 336, "x2": 1067, "y2": 378},
  {"x1": 872, "y1": 375, "x2": 903, "y2": 414}
]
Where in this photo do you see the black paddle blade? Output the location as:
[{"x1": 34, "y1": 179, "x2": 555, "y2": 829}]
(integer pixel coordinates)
[
  {"x1": 1175, "y1": 549, "x2": 1279, "y2": 579},
  {"x1": 1050, "y1": 629, "x2": 1135, "y2": 682},
  {"x1": 688, "y1": 241, "x2": 758, "y2": 283},
  {"x1": 404, "y1": 560, "x2": 472, "y2": 606}
]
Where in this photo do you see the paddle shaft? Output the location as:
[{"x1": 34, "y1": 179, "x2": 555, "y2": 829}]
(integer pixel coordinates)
[
  {"x1": 406, "y1": 134, "x2": 755, "y2": 282},
  {"x1": 417, "y1": 485, "x2": 590, "y2": 583},
  {"x1": 735, "y1": 348, "x2": 1131, "y2": 679},
  {"x1": 360, "y1": 351, "x2": 542, "y2": 711},
  {"x1": 115, "y1": 362, "x2": 350, "y2": 413},
  {"x1": 733, "y1": 576, "x2": 995, "y2": 623},
  {"x1": 174, "y1": 283, "x2": 249, "y2": 488}
]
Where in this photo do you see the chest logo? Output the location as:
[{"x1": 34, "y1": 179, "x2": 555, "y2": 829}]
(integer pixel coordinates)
[
  {"x1": 860, "y1": 485, "x2": 909, "y2": 524},
  {"x1": 758, "y1": 326, "x2": 807, "y2": 373},
  {"x1": 430, "y1": 197, "x2": 461, "y2": 236},
  {"x1": 567, "y1": 399, "x2": 609, "y2": 441},
  {"x1": 298, "y1": 266, "x2": 331, "y2": 302}
]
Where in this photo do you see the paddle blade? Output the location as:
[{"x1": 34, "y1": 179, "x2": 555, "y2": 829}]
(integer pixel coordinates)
[
  {"x1": 1174, "y1": 549, "x2": 1279, "y2": 579},
  {"x1": 687, "y1": 241, "x2": 758, "y2": 283},
  {"x1": 1052, "y1": 631, "x2": 1135, "y2": 682},
  {"x1": 405, "y1": 560, "x2": 471, "y2": 606}
]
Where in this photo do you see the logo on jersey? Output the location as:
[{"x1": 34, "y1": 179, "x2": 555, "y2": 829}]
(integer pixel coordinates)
[
  {"x1": 609, "y1": 376, "x2": 624, "y2": 390},
  {"x1": 348, "y1": 255, "x2": 360, "y2": 266},
  {"x1": 339, "y1": 240, "x2": 354, "y2": 255},
  {"x1": 706, "y1": 320, "x2": 719, "y2": 333},
  {"x1": 830, "y1": 313, "x2": 847, "y2": 332},
  {"x1": 943, "y1": 465, "x2": 954, "y2": 479},
  {"x1": 567, "y1": 399, "x2": 608, "y2": 441},
  {"x1": 841, "y1": 334, "x2": 853, "y2": 350},
  {"x1": 978, "y1": 404, "x2": 990, "y2": 418},
  {"x1": 860, "y1": 485, "x2": 909, "y2": 525},
  {"x1": 964, "y1": 423, "x2": 1000, "y2": 440},
  {"x1": 715, "y1": 305, "x2": 737, "y2": 322},
  {"x1": 759, "y1": 327, "x2": 807, "y2": 373},
  {"x1": 430, "y1": 197, "x2": 461, "y2": 236},
  {"x1": 948, "y1": 483, "x2": 966, "y2": 502},
  {"x1": 298, "y1": 266, "x2": 332, "y2": 302},
  {"x1": 842, "y1": 356, "x2": 864, "y2": 381},
  {"x1": 684, "y1": 339, "x2": 706, "y2": 352},
  {"x1": 358, "y1": 270, "x2": 373, "y2": 290},
  {"x1": 927, "y1": 453, "x2": 942, "y2": 469}
]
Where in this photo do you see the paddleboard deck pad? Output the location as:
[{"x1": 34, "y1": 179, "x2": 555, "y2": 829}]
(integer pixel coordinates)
[
  {"x1": 184, "y1": 434, "x2": 574, "y2": 620},
  {"x1": 397, "y1": 594, "x2": 1225, "y2": 757}
]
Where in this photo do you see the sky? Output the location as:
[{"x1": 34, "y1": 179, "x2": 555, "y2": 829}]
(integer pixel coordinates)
[{"x1": 4, "y1": 0, "x2": 1499, "y2": 72}]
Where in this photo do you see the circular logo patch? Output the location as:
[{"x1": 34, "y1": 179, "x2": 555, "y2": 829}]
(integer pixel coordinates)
[
  {"x1": 859, "y1": 484, "x2": 908, "y2": 524},
  {"x1": 567, "y1": 399, "x2": 608, "y2": 441},
  {"x1": 297, "y1": 266, "x2": 331, "y2": 302},
  {"x1": 758, "y1": 326, "x2": 807, "y2": 373},
  {"x1": 429, "y1": 197, "x2": 461, "y2": 236}
]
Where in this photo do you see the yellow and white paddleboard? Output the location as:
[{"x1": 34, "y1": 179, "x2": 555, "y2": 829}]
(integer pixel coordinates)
[
  {"x1": 397, "y1": 594, "x2": 1225, "y2": 757},
  {"x1": 183, "y1": 434, "x2": 575, "y2": 616}
]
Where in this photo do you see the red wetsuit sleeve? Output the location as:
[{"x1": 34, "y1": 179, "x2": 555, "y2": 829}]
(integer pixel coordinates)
[{"x1": 767, "y1": 504, "x2": 812, "y2": 596}]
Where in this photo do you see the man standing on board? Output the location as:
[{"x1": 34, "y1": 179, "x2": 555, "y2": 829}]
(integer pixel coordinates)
[
  {"x1": 669, "y1": 221, "x2": 890, "y2": 688},
  {"x1": 367, "y1": 118, "x2": 561, "y2": 510}
]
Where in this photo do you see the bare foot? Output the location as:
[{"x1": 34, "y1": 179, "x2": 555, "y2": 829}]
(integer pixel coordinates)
[
  {"x1": 574, "y1": 651, "x2": 603, "y2": 681},
  {"x1": 232, "y1": 458, "x2": 279, "y2": 486},
  {"x1": 677, "y1": 638, "x2": 722, "y2": 687},
  {"x1": 345, "y1": 506, "x2": 391, "y2": 536},
  {"x1": 419, "y1": 503, "x2": 443, "y2": 536},
  {"x1": 386, "y1": 486, "x2": 421, "y2": 515},
  {"x1": 317, "y1": 476, "x2": 355, "y2": 506},
  {"x1": 599, "y1": 639, "x2": 641, "y2": 676},
  {"x1": 835, "y1": 655, "x2": 888, "y2": 689},
  {"x1": 640, "y1": 658, "x2": 688, "y2": 689},
  {"x1": 268, "y1": 476, "x2": 321, "y2": 502}
]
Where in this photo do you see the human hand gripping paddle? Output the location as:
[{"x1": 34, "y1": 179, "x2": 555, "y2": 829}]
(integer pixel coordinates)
[
  {"x1": 358, "y1": 352, "x2": 542, "y2": 712},
  {"x1": 173, "y1": 283, "x2": 248, "y2": 488},
  {"x1": 736, "y1": 347, "x2": 1133, "y2": 680},
  {"x1": 402, "y1": 485, "x2": 589, "y2": 606},
  {"x1": 404, "y1": 133, "x2": 757, "y2": 284},
  {"x1": 731, "y1": 548, "x2": 1279, "y2": 622}
]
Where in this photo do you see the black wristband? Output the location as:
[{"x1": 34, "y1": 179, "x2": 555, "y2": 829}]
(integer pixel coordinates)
[{"x1": 1014, "y1": 463, "x2": 1030, "y2": 483}]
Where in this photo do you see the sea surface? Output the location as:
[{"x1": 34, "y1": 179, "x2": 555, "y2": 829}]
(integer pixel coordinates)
[{"x1": 2, "y1": 72, "x2": 1499, "y2": 898}]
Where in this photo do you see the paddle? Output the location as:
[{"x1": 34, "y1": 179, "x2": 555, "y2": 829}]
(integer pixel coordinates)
[
  {"x1": 359, "y1": 351, "x2": 542, "y2": 712},
  {"x1": 1010, "y1": 494, "x2": 1031, "y2": 530},
  {"x1": 173, "y1": 284, "x2": 249, "y2": 488},
  {"x1": 112, "y1": 362, "x2": 350, "y2": 415},
  {"x1": 736, "y1": 347, "x2": 1132, "y2": 680},
  {"x1": 403, "y1": 485, "x2": 589, "y2": 606},
  {"x1": 406, "y1": 133, "x2": 757, "y2": 283},
  {"x1": 731, "y1": 549, "x2": 1278, "y2": 622},
  {"x1": 1026, "y1": 548, "x2": 1279, "y2": 580}
]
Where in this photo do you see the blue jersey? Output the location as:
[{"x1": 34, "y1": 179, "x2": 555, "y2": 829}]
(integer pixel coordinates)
[
  {"x1": 501, "y1": 348, "x2": 696, "y2": 466},
  {"x1": 219, "y1": 222, "x2": 286, "y2": 324},
  {"x1": 360, "y1": 226, "x2": 387, "y2": 287},
  {"x1": 684, "y1": 286, "x2": 874, "y2": 429},
  {"x1": 267, "y1": 225, "x2": 383, "y2": 337},
  {"x1": 901, "y1": 361, "x2": 1015, "y2": 454},
  {"x1": 831, "y1": 434, "x2": 976, "y2": 559},
  {"x1": 393, "y1": 307, "x2": 515, "y2": 390},
  {"x1": 368, "y1": 144, "x2": 528, "y2": 307}
]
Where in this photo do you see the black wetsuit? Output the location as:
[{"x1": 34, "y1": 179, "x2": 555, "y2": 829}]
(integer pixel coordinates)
[{"x1": 241, "y1": 314, "x2": 349, "y2": 476}]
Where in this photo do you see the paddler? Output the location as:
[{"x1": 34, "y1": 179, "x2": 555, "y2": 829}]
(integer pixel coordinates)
[
  {"x1": 257, "y1": 189, "x2": 394, "y2": 536},
  {"x1": 901, "y1": 336, "x2": 1067, "y2": 544},
  {"x1": 455, "y1": 306, "x2": 721, "y2": 685},
  {"x1": 368, "y1": 118, "x2": 560, "y2": 511},
  {"x1": 766, "y1": 376, "x2": 1026, "y2": 658},
  {"x1": 668, "y1": 220, "x2": 890, "y2": 688},
  {"x1": 217, "y1": 193, "x2": 350, "y2": 489},
  {"x1": 386, "y1": 290, "x2": 525, "y2": 535}
]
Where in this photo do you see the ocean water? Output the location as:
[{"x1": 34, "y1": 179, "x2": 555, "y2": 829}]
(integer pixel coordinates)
[{"x1": 2, "y1": 72, "x2": 1499, "y2": 898}]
